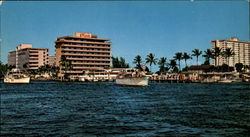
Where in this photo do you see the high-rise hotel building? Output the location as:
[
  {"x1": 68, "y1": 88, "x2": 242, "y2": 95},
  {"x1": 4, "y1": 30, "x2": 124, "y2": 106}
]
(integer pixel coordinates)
[
  {"x1": 55, "y1": 32, "x2": 112, "y2": 76},
  {"x1": 8, "y1": 44, "x2": 49, "y2": 70},
  {"x1": 211, "y1": 37, "x2": 250, "y2": 67}
]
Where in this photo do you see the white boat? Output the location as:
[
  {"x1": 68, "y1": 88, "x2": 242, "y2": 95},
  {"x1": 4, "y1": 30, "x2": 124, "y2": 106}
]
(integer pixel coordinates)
[
  {"x1": 218, "y1": 79, "x2": 233, "y2": 83},
  {"x1": 201, "y1": 77, "x2": 218, "y2": 83},
  {"x1": 242, "y1": 74, "x2": 250, "y2": 82},
  {"x1": 116, "y1": 77, "x2": 149, "y2": 86},
  {"x1": 4, "y1": 69, "x2": 30, "y2": 84},
  {"x1": 218, "y1": 74, "x2": 234, "y2": 83},
  {"x1": 115, "y1": 68, "x2": 149, "y2": 86}
]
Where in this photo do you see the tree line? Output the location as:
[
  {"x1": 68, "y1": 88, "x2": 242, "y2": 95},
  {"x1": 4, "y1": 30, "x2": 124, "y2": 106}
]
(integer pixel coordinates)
[{"x1": 131, "y1": 47, "x2": 243, "y2": 74}]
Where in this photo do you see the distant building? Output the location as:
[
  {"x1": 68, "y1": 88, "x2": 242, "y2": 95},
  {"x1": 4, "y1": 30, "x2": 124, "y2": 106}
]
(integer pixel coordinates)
[
  {"x1": 8, "y1": 44, "x2": 49, "y2": 70},
  {"x1": 187, "y1": 65, "x2": 214, "y2": 73},
  {"x1": 48, "y1": 56, "x2": 56, "y2": 66},
  {"x1": 8, "y1": 51, "x2": 16, "y2": 67},
  {"x1": 211, "y1": 37, "x2": 250, "y2": 67},
  {"x1": 55, "y1": 32, "x2": 112, "y2": 76}
]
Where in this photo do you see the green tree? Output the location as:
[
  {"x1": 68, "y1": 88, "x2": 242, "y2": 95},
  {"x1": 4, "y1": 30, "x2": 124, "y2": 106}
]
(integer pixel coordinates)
[
  {"x1": 222, "y1": 48, "x2": 234, "y2": 66},
  {"x1": 169, "y1": 59, "x2": 178, "y2": 73},
  {"x1": 212, "y1": 47, "x2": 222, "y2": 66},
  {"x1": 174, "y1": 52, "x2": 183, "y2": 71},
  {"x1": 202, "y1": 49, "x2": 213, "y2": 65},
  {"x1": 112, "y1": 57, "x2": 129, "y2": 68},
  {"x1": 192, "y1": 49, "x2": 202, "y2": 66},
  {"x1": 235, "y1": 63, "x2": 243, "y2": 72},
  {"x1": 60, "y1": 56, "x2": 72, "y2": 78},
  {"x1": 0, "y1": 62, "x2": 11, "y2": 78},
  {"x1": 119, "y1": 57, "x2": 129, "y2": 68},
  {"x1": 158, "y1": 57, "x2": 167, "y2": 73},
  {"x1": 182, "y1": 52, "x2": 192, "y2": 68},
  {"x1": 23, "y1": 63, "x2": 29, "y2": 70},
  {"x1": 145, "y1": 53, "x2": 157, "y2": 72},
  {"x1": 133, "y1": 55, "x2": 143, "y2": 68}
]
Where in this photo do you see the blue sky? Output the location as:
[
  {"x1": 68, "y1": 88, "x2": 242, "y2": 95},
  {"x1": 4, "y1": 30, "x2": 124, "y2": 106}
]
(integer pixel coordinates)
[{"x1": 1, "y1": 1, "x2": 249, "y2": 71}]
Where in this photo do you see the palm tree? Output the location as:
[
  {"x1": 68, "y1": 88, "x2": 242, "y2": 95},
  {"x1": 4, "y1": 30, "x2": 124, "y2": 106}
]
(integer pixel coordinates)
[
  {"x1": 174, "y1": 52, "x2": 183, "y2": 70},
  {"x1": 60, "y1": 56, "x2": 72, "y2": 74},
  {"x1": 202, "y1": 49, "x2": 213, "y2": 65},
  {"x1": 133, "y1": 55, "x2": 143, "y2": 68},
  {"x1": 158, "y1": 57, "x2": 167, "y2": 73},
  {"x1": 169, "y1": 59, "x2": 178, "y2": 72},
  {"x1": 145, "y1": 53, "x2": 158, "y2": 72},
  {"x1": 212, "y1": 47, "x2": 222, "y2": 66},
  {"x1": 182, "y1": 52, "x2": 192, "y2": 68},
  {"x1": 192, "y1": 49, "x2": 202, "y2": 66},
  {"x1": 223, "y1": 48, "x2": 234, "y2": 66}
]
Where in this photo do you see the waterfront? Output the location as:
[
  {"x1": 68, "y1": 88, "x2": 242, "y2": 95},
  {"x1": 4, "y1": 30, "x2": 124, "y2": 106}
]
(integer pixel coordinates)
[{"x1": 1, "y1": 82, "x2": 250, "y2": 136}]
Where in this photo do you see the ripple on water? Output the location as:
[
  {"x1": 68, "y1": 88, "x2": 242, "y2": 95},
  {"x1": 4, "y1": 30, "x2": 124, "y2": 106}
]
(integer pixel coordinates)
[{"x1": 1, "y1": 81, "x2": 250, "y2": 136}]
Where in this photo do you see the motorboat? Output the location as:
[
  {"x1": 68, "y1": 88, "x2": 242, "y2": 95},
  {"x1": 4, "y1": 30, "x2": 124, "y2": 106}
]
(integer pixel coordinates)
[
  {"x1": 218, "y1": 79, "x2": 233, "y2": 83},
  {"x1": 116, "y1": 68, "x2": 149, "y2": 86}
]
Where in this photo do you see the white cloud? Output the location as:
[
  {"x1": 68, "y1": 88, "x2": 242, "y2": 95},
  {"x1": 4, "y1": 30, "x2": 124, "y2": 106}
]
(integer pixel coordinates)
[{"x1": 0, "y1": 1, "x2": 2, "y2": 6}]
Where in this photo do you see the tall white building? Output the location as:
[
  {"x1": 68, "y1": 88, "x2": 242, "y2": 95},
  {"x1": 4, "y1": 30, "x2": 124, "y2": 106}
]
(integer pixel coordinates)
[{"x1": 211, "y1": 37, "x2": 250, "y2": 67}]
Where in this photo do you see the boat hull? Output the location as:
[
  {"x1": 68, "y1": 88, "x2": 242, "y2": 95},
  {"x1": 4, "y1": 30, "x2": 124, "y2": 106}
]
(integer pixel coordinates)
[
  {"x1": 218, "y1": 80, "x2": 233, "y2": 83},
  {"x1": 4, "y1": 77, "x2": 30, "y2": 84},
  {"x1": 116, "y1": 77, "x2": 148, "y2": 86}
]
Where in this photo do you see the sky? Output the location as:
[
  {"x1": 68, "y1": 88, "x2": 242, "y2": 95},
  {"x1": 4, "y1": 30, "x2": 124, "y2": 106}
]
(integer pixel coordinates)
[{"x1": 0, "y1": 1, "x2": 249, "y2": 71}]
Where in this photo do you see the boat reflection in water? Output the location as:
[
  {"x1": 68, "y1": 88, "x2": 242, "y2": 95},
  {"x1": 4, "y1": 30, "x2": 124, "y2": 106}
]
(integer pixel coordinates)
[
  {"x1": 4, "y1": 68, "x2": 30, "y2": 84},
  {"x1": 116, "y1": 68, "x2": 149, "y2": 86}
]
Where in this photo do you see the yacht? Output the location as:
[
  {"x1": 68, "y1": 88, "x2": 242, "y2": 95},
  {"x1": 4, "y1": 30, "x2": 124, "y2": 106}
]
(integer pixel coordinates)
[{"x1": 4, "y1": 68, "x2": 30, "y2": 84}]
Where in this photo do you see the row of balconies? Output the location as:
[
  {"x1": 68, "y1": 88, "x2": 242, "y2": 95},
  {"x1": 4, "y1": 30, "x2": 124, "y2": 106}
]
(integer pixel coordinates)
[
  {"x1": 66, "y1": 57, "x2": 111, "y2": 62},
  {"x1": 63, "y1": 38, "x2": 110, "y2": 43},
  {"x1": 62, "y1": 49, "x2": 110, "y2": 53},
  {"x1": 61, "y1": 42, "x2": 111, "y2": 47},
  {"x1": 62, "y1": 51, "x2": 110, "y2": 55},
  {"x1": 62, "y1": 47, "x2": 110, "y2": 51},
  {"x1": 60, "y1": 44, "x2": 111, "y2": 49},
  {"x1": 57, "y1": 39, "x2": 111, "y2": 45},
  {"x1": 72, "y1": 60, "x2": 110, "y2": 63},
  {"x1": 71, "y1": 67, "x2": 106, "y2": 70},
  {"x1": 62, "y1": 53, "x2": 111, "y2": 57},
  {"x1": 71, "y1": 62, "x2": 110, "y2": 66}
]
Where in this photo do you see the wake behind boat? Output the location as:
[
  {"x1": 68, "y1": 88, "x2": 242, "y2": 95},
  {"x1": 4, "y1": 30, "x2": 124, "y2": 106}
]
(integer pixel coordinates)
[
  {"x1": 4, "y1": 68, "x2": 30, "y2": 84},
  {"x1": 116, "y1": 68, "x2": 149, "y2": 86}
]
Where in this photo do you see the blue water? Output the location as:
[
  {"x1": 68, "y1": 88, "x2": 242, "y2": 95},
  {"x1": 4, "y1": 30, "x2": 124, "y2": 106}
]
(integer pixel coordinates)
[{"x1": 1, "y1": 81, "x2": 250, "y2": 136}]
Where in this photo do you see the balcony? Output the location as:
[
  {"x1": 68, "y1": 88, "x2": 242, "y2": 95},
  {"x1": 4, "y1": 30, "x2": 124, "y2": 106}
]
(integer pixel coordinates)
[
  {"x1": 29, "y1": 60, "x2": 39, "y2": 63},
  {"x1": 29, "y1": 57, "x2": 39, "y2": 59},
  {"x1": 29, "y1": 53, "x2": 39, "y2": 55},
  {"x1": 71, "y1": 62, "x2": 110, "y2": 66},
  {"x1": 29, "y1": 51, "x2": 39, "y2": 53},
  {"x1": 66, "y1": 57, "x2": 111, "y2": 62},
  {"x1": 57, "y1": 39, "x2": 112, "y2": 45},
  {"x1": 72, "y1": 67, "x2": 105, "y2": 70},
  {"x1": 29, "y1": 64, "x2": 39, "y2": 66},
  {"x1": 62, "y1": 48, "x2": 110, "y2": 53},
  {"x1": 62, "y1": 53, "x2": 111, "y2": 57},
  {"x1": 60, "y1": 44, "x2": 111, "y2": 49}
]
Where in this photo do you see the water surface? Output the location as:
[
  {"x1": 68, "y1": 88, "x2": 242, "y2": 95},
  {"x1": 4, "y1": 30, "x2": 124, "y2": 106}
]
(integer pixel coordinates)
[{"x1": 1, "y1": 81, "x2": 250, "y2": 136}]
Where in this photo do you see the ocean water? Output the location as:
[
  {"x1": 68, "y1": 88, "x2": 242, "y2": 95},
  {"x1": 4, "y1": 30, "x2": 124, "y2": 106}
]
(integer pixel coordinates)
[{"x1": 0, "y1": 81, "x2": 250, "y2": 136}]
